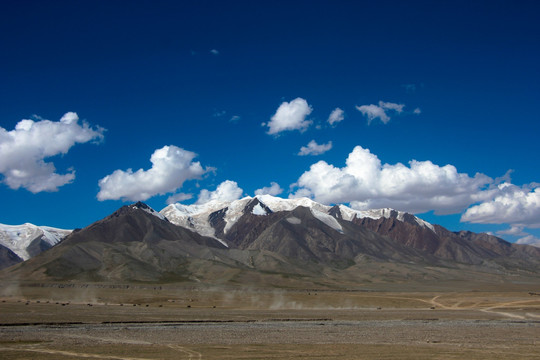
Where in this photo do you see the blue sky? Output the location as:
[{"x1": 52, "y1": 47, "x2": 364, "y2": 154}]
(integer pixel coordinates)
[{"x1": 1, "y1": 0, "x2": 539, "y2": 246}]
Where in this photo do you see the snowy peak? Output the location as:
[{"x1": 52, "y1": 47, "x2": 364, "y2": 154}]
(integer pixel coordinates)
[
  {"x1": 252, "y1": 195, "x2": 343, "y2": 233},
  {"x1": 254, "y1": 194, "x2": 330, "y2": 214},
  {"x1": 242, "y1": 197, "x2": 272, "y2": 216},
  {"x1": 131, "y1": 201, "x2": 166, "y2": 221},
  {"x1": 0, "y1": 223, "x2": 71, "y2": 261},
  {"x1": 160, "y1": 194, "x2": 435, "y2": 243},
  {"x1": 160, "y1": 199, "x2": 236, "y2": 247},
  {"x1": 251, "y1": 202, "x2": 269, "y2": 216},
  {"x1": 335, "y1": 205, "x2": 435, "y2": 232},
  {"x1": 161, "y1": 195, "x2": 329, "y2": 240}
]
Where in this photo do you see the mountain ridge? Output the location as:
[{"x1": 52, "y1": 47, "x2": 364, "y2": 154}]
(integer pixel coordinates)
[
  {"x1": 161, "y1": 195, "x2": 539, "y2": 265},
  {"x1": 160, "y1": 195, "x2": 436, "y2": 243},
  {"x1": 2, "y1": 197, "x2": 539, "y2": 286}
]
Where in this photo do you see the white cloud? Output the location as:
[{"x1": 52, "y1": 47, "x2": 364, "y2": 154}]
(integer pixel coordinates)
[
  {"x1": 327, "y1": 107, "x2": 344, "y2": 125},
  {"x1": 413, "y1": 108, "x2": 422, "y2": 114},
  {"x1": 210, "y1": 49, "x2": 219, "y2": 55},
  {"x1": 0, "y1": 112, "x2": 104, "y2": 193},
  {"x1": 516, "y1": 235, "x2": 540, "y2": 248},
  {"x1": 497, "y1": 226, "x2": 540, "y2": 248},
  {"x1": 379, "y1": 101, "x2": 404, "y2": 113},
  {"x1": 356, "y1": 104, "x2": 389, "y2": 124},
  {"x1": 196, "y1": 180, "x2": 243, "y2": 204},
  {"x1": 497, "y1": 225, "x2": 527, "y2": 236},
  {"x1": 266, "y1": 97, "x2": 313, "y2": 135},
  {"x1": 355, "y1": 101, "x2": 404, "y2": 124},
  {"x1": 291, "y1": 145, "x2": 493, "y2": 214},
  {"x1": 97, "y1": 145, "x2": 207, "y2": 201},
  {"x1": 166, "y1": 193, "x2": 193, "y2": 205},
  {"x1": 255, "y1": 182, "x2": 283, "y2": 196},
  {"x1": 461, "y1": 184, "x2": 540, "y2": 228},
  {"x1": 230, "y1": 115, "x2": 241, "y2": 123},
  {"x1": 298, "y1": 140, "x2": 333, "y2": 156}
]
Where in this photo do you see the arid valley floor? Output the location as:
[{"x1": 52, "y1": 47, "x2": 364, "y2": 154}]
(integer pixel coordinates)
[{"x1": 1, "y1": 281, "x2": 540, "y2": 359}]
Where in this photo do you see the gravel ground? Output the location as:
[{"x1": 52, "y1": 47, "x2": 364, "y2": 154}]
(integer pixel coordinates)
[
  {"x1": 1, "y1": 287, "x2": 539, "y2": 359},
  {"x1": 2, "y1": 318, "x2": 539, "y2": 346},
  {"x1": 1, "y1": 318, "x2": 539, "y2": 359}
]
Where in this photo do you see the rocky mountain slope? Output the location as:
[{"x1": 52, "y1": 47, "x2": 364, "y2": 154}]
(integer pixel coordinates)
[
  {"x1": 3, "y1": 202, "x2": 232, "y2": 282},
  {"x1": 3, "y1": 197, "x2": 539, "y2": 287},
  {"x1": 162, "y1": 195, "x2": 540, "y2": 268}
]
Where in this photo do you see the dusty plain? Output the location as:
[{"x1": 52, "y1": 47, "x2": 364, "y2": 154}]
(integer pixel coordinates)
[{"x1": 1, "y1": 281, "x2": 540, "y2": 359}]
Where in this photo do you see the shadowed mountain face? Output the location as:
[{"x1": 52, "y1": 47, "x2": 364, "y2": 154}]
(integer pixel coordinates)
[
  {"x1": 0, "y1": 244, "x2": 22, "y2": 269},
  {"x1": 355, "y1": 215, "x2": 540, "y2": 269},
  {"x1": 66, "y1": 202, "x2": 222, "y2": 248},
  {"x1": 2, "y1": 198, "x2": 540, "y2": 286},
  {"x1": 2, "y1": 203, "x2": 228, "y2": 282},
  {"x1": 222, "y1": 199, "x2": 427, "y2": 265},
  {"x1": 197, "y1": 197, "x2": 540, "y2": 268}
]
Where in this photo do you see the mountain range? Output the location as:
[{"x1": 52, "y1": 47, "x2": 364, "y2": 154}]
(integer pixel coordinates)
[{"x1": 1, "y1": 196, "x2": 539, "y2": 287}]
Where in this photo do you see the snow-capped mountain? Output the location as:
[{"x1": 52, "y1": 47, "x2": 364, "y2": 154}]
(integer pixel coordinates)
[
  {"x1": 159, "y1": 195, "x2": 538, "y2": 266},
  {"x1": 4, "y1": 199, "x2": 539, "y2": 284},
  {"x1": 160, "y1": 194, "x2": 435, "y2": 243},
  {"x1": 0, "y1": 223, "x2": 71, "y2": 264},
  {"x1": 130, "y1": 201, "x2": 167, "y2": 221}
]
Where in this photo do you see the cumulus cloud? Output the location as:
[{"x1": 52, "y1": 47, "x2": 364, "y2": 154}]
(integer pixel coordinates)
[
  {"x1": 97, "y1": 145, "x2": 207, "y2": 201},
  {"x1": 461, "y1": 184, "x2": 540, "y2": 228},
  {"x1": 298, "y1": 140, "x2": 333, "y2": 156},
  {"x1": 291, "y1": 145, "x2": 493, "y2": 214},
  {"x1": 497, "y1": 226, "x2": 540, "y2": 248},
  {"x1": 497, "y1": 225, "x2": 527, "y2": 236},
  {"x1": 356, "y1": 101, "x2": 404, "y2": 124},
  {"x1": 266, "y1": 97, "x2": 313, "y2": 135},
  {"x1": 327, "y1": 107, "x2": 344, "y2": 125},
  {"x1": 413, "y1": 108, "x2": 422, "y2": 115},
  {"x1": 196, "y1": 180, "x2": 243, "y2": 204},
  {"x1": 0, "y1": 112, "x2": 104, "y2": 193},
  {"x1": 255, "y1": 182, "x2": 283, "y2": 196},
  {"x1": 210, "y1": 49, "x2": 220, "y2": 55},
  {"x1": 516, "y1": 235, "x2": 540, "y2": 248}
]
